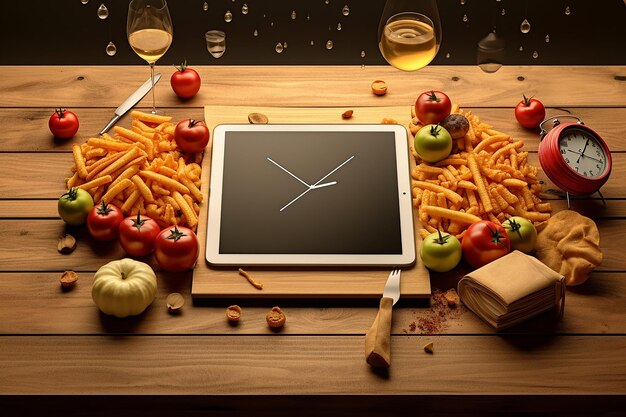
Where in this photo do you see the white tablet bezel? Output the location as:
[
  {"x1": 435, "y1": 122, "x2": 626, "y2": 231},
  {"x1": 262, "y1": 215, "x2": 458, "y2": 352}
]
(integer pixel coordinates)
[{"x1": 206, "y1": 124, "x2": 415, "y2": 267}]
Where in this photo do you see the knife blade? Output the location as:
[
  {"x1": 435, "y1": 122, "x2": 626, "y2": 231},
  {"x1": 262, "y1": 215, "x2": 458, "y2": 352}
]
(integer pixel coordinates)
[
  {"x1": 99, "y1": 73, "x2": 162, "y2": 135},
  {"x1": 365, "y1": 268, "x2": 401, "y2": 368}
]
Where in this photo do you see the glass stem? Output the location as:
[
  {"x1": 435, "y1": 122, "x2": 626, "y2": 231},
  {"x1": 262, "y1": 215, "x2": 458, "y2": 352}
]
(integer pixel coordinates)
[{"x1": 149, "y1": 62, "x2": 156, "y2": 114}]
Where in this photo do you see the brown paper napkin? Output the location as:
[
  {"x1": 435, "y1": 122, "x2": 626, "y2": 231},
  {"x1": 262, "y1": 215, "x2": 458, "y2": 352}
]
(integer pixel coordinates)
[{"x1": 458, "y1": 251, "x2": 565, "y2": 330}]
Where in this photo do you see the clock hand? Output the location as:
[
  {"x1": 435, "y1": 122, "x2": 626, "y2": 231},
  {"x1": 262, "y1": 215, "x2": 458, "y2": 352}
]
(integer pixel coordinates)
[
  {"x1": 310, "y1": 181, "x2": 337, "y2": 189},
  {"x1": 278, "y1": 156, "x2": 353, "y2": 212},
  {"x1": 280, "y1": 188, "x2": 312, "y2": 212},
  {"x1": 576, "y1": 137, "x2": 591, "y2": 162},
  {"x1": 279, "y1": 182, "x2": 338, "y2": 212},
  {"x1": 311, "y1": 155, "x2": 355, "y2": 187},
  {"x1": 267, "y1": 157, "x2": 311, "y2": 188},
  {"x1": 566, "y1": 149, "x2": 602, "y2": 163}
]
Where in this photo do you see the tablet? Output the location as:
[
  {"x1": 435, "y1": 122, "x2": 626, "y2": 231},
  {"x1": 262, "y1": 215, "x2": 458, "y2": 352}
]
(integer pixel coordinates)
[{"x1": 206, "y1": 124, "x2": 415, "y2": 266}]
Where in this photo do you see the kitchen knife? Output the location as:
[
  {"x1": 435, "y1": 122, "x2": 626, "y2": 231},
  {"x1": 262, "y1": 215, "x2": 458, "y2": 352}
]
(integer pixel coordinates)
[
  {"x1": 99, "y1": 73, "x2": 162, "y2": 135},
  {"x1": 365, "y1": 268, "x2": 401, "y2": 368}
]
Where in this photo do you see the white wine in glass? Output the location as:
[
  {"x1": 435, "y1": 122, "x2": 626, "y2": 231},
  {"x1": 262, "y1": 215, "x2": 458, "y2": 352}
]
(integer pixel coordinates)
[
  {"x1": 127, "y1": 0, "x2": 173, "y2": 113},
  {"x1": 379, "y1": 12, "x2": 438, "y2": 71},
  {"x1": 377, "y1": 0, "x2": 441, "y2": 71}
]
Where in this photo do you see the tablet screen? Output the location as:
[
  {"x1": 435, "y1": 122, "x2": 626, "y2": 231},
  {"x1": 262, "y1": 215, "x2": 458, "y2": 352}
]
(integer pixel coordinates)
[{"x1": 218, "y1": 130, "x2": 402, "y2": 254}]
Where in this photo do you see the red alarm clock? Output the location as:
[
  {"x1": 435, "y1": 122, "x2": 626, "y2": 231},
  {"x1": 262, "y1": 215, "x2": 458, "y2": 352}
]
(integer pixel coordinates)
[{"x1": 538, "y1": 115, "x2": 612, "y2": 197}]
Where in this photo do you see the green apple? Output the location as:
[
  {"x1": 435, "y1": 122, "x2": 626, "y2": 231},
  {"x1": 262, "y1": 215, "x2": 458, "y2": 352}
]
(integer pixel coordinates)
[
  {"x1": 414, "y1": 124, "x2": 453, "y2": 163},
  {"x1": 503, "y1": 216, "x2": 537, "y2": 254},
  {"x1": 420, "y1": 230, "x2": 462, "y2": 272}
]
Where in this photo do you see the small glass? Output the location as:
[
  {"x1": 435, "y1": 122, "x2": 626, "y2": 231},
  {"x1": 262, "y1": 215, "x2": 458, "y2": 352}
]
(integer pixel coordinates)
[{"x1": 206, "y1": 30, "x2": 226, "y2": 58}]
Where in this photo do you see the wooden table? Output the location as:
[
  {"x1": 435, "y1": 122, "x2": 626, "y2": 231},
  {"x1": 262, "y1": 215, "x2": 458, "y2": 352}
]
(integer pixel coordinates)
[{"x1": 1, "y1": 66, "x2": 625, "y2": 416}]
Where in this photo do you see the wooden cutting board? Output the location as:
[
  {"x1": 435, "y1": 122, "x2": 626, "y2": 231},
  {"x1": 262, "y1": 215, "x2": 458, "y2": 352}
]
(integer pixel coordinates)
[{"x1": 191, "y1": 106, "x2": 431, "y2": 299}]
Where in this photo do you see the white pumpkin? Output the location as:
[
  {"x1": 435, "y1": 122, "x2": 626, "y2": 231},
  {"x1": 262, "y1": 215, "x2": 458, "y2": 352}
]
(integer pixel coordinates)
[{"x1": 92, "y1": 258, "x2": 157, "y2": 318}]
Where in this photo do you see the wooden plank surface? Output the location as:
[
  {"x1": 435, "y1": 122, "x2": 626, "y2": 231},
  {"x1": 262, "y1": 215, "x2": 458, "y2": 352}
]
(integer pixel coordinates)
[
  {"x1": 0, "y1": 271, "x2": 622, "y2": 335},
  {"x1": 1, "y1": 65, "x2": 625, "y2": 409},
  {"x1": 3, "y1": 106, "x2": 625, "y2": 152},
  {"x1": 0, "y1": 66, "x2": 624, "y2": 108},
  {"x1": 1, "y1": 335, "x2": 625, "y2": 395}
]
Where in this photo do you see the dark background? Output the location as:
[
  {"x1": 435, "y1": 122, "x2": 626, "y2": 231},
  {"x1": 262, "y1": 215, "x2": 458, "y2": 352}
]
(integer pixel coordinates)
[{"x1": 1, "y1": 0, "x2": 625, "y2": 66}]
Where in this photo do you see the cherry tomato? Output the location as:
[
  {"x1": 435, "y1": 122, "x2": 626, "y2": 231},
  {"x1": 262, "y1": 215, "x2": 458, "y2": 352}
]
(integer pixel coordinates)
[
  {"x1": 420, "y1": 230, "x2": 462, "y2": 272},
  {"x1": 87, "y1": 201, "x2": 124, "y2": 241},
  {"x1": 514, "y1": 95, "x2": 546, "y2": 129},
  {"x1": 174, "y1": 119, "x2": 210, "y2": 153},
  {"x1": 502, "y1": 216, "x2": 537, "y2": 254},
  {"x1": 462, "y1": 220, "x2": 511, "y2": 269},
  {"x1": 170, "y1": 61, "x2": 201, "y2": 99},
  {"x1": 49, "y1": 108, "x2": 79, "y2": 139},
  {"x1": 154, "y1": 225, "x2": 199, "y2": 272},
  {"x1": 118, "y1": 214, "x2": 161, "y2": 257},
  {"x1": 415, "y1": 90, "x2": 452, "y2": 125},
  {"x1": 58, "y1": 188, "x2": 94, "y2": 226}
]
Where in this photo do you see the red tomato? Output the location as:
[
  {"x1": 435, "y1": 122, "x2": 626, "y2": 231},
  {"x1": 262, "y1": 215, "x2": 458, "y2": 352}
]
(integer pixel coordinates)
[
  {"x1": 48, "y1": 108, "x2": 79, "y2": 139},
  {"x1": 87, "y1": 201, "x2": 124, "y2": 241},
  {"x1": 514, "y1": 95, "x2": 546, "y2": 129},
  {"x1": 415, "y1": 90, "x2": 452, "y2": 125},
  {"x1": 461, "y1": 220, "x2": 511, "y2": 269},
  {"x1": 174, "y1": 119, "x2": 210, "y2": 153},
  {"x1": 118, "y1": 214, "x2": 161, "y2": 257},
  {"x1": 170, "y1": 61, "x2": 201, "y2": 99},
  {"x1": 154, "y1": 225, "x2": 199, "y2": 272}
]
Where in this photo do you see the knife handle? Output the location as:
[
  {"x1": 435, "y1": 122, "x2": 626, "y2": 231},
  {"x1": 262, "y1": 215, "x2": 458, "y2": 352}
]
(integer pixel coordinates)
[
  {"x1": 364, "y1": 296, "x2": 393, "y2": 368},
  {"x1": 100, "y1": 114, "x2": 121, "y2": 136}
]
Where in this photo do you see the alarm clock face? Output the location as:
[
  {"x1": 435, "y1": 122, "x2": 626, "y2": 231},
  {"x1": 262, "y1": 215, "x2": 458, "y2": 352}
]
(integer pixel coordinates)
[{"x1": 558, "y1": 127, "x2": 608, "y2": 178}]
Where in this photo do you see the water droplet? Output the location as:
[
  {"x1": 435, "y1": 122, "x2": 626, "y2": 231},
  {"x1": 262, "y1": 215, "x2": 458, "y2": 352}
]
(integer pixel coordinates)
[
  {"x1": 97, "y1": 4, "x2": 109, "y2": 19},
  {"x1": 81, "y1": 0, "x2": 89, "y2": 4},
  {"x1": 501, "y1": 9, "x2": 506, "y2": 16},
  {"x1": 307, "y1": 14, "x2": 311, "y2": 21},
  {"x1": 263, "y1": 14, "x2": 266, "y2": 18},
  {"x1": 224, "y1": 10, "x2": 233, "y2": 22},
  {"x1": 275, "y1": 42, "x2": 284, "y2": 53},
  {"x1": 496, "y1": 0, "x2": 501, "y2": 2},
  {"x1": 202, "y1": 2, "x2": 208, "y2": 11},
  {"x1": 105, "y1": 41, "x2": 116, "y2": 56},
  {"x1": 326, "y1": 40, "x2": 334, "y2": 50},
  {"x1": 520, "y1": 19, "x2": 531, "y2": 34},
  {"x1": 291, "y1": 10, "x2": 296, "y2": 19},
  {"x1": 361, "y1": 64, "x2": 365, "y2": 69},
  {"x1": 242, "y1": 4, "x2": 249, "y2": 14},
  {"x1": 462, "y1": 14, "x2": 468, "y2": 22},
  {"x1": 337, "y1": 23, "x2": 342, "y2": 30},
  {"x1": 545, "y1": 34, "x2": 550, "y2": 43},
  {"x1": 533, "y1": 50, "x2": 539, "y2": 59},
  {"x1": 519, "y1": 46, "x2": 524, "y2": 52},
  {"x1": 460, "y1": 0, "x2": 466, "y2": 4},
  {"x1": 253, "y1": 29, "x2": 258, "y2": 37},
  {"x1": 565, "y1": 6, "x2": 571, "y2": 15},
  {"x1": 283, "y1": 41, "x2": 288, "y2": 48},
  {"x1": 342, "y1": 5, "x2": 350, "y2": 16},
  {"x1": 445, "y1": 52, "x2": 451, "y2": 59},
  {"x1": 270, "y1": 21, "x2": 274, "y2": 27},
  {"x1": 477, "y1": 31, "x2": 506, "y2": 73},
  {"x1": 310, "y1": 40, "x2": 315, "y2": 46},
  {"x1": 325, "y1": 0, "x2": 330, "y2": 4},
  {"x1": 360, "y1": 50, "x2": 366, "y2": 58}
]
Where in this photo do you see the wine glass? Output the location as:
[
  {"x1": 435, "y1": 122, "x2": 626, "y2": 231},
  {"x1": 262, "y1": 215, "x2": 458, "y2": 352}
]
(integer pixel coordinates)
[
  {"x1": 127, "y1": 0, "x2": 173, "y2": 114},
  {"x1": 378, "y1": 0, "x2": 441, "y2": 71}
]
